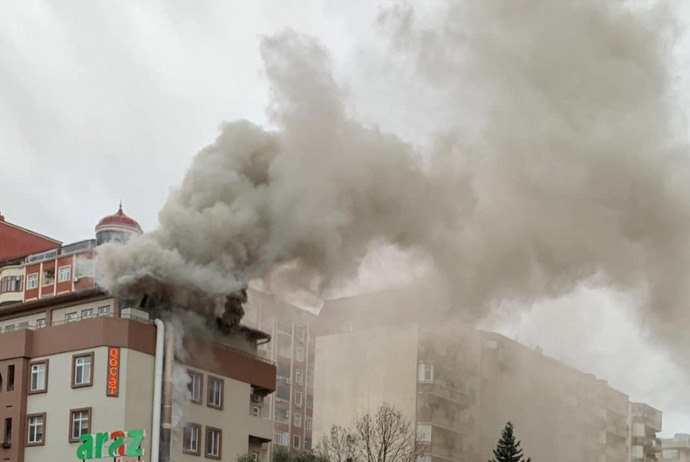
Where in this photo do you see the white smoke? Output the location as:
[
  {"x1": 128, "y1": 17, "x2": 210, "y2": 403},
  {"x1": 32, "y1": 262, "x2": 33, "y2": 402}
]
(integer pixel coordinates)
[{"x1": 96, "y1": 1, "x2": 690, "y2": 357}]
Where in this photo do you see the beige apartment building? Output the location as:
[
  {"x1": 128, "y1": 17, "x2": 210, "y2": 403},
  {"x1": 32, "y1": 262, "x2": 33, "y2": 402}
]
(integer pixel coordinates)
[
  {"x1": 629, "y1": 402, "x2": 662, "y2": 462},
  {"x1": 313, "y1": 287, "x2": 663, "y2": 462},
  {"x1": 0, "y1": 289, "x2": 276, "y2": 462},
  {"x1": 660, "y1": 433, "x2": 690, "y2": 462}
]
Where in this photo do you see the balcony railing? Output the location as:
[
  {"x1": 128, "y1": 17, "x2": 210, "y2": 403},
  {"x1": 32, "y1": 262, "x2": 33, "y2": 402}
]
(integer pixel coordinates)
[{"x1": 418, "y1": 382, "x2": 471, "y2": 406}]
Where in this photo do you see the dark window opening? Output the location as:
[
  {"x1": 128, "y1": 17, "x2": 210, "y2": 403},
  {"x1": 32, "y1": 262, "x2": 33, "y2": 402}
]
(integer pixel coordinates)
[
  {"x1": 3, "y1": 418, "x2": 11, "y2": 446},
  {"x1": 7, "y1": 365, "x2": 14, "y2": 392}
]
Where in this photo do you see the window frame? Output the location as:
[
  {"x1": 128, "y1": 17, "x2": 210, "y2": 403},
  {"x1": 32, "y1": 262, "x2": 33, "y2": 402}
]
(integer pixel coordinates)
[
  {"x1": 69, "y1": 408, "x2": 92, "y2": 443},
  {"x1": 28, "y1": 360, "x2": 49, "y2": 395},
  {"x1": 65, "y1": 312, "x2": 78, "y2": 323},
  {"x1": 294, "y1": 413, "x2": 302, "y2": 428},
  {"x1": 26, "y1": 413, "x2": 46, "y2": 446},
  {"x1": 293, "y1": 435, "x2": 301, "y2": 449},
  {"x1": 205, "y1": 426, "x2": 222, "y2": 460},
  {"x1": 183, "y1": 422, "x2": 202, "y2": 456},
  {"x1": 295, "y1": 326, "x2": 305, "y2": 340},
  {"x1": 58, "y1": 265, "x2": 72, "y2": 283},
  {"x1": 295, "y1": 391, "x2": 303, "y2": 407},
  {"x1": 207, "y1": 376, "x2": 224, "y2": 410},
  {"x1": 295, "y1": 347, "x2": 304, "y2": 362},
  {"x1": 188, "y1": 370, "x2": 204, "y2": 405},
  {"x1": 72, "y1": 352, "x2": 94, "y2": 388},
  {"x1": 27, "y1": 273, "x2": 38, "y2": 289}
]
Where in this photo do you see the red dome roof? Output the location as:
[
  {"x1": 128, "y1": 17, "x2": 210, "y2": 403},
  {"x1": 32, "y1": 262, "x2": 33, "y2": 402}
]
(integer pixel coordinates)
[{"x1": 96, "y1": 204, "x2": 142, "y2": 233}]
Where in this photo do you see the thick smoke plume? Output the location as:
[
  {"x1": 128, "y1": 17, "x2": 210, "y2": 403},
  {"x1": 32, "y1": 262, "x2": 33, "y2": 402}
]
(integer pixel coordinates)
[{"x1": 97, "y1": 0, "x2": 690, "y2": 347}]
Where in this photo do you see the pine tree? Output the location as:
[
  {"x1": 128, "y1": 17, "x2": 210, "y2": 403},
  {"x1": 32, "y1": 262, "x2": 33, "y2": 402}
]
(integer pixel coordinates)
[{"x1": 488, "y1": 422, "x2": 531, "y2": 462}]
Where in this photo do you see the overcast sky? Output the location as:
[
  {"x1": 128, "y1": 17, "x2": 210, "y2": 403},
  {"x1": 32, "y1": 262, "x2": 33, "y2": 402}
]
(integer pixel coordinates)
[{"x1": 1, "y1": 0, "x2": 689, "y2": 437}]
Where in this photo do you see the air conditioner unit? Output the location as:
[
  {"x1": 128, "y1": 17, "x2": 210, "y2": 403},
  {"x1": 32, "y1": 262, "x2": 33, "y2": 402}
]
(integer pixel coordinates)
[{"x1": 286, "y1": 379, "x2": 291, "y2": 385}]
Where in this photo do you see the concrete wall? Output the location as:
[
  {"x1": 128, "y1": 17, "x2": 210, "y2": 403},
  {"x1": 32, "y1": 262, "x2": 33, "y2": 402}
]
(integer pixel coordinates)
[
  {"x1": 24, "y1": 347, "x2": 145, "y2": 462},
  {"x1": 313, "y1": 323, "x2": 420, "y2": 444},
  {"x1": 171, "y1": 364, "x2": 273, "y2": 462}
]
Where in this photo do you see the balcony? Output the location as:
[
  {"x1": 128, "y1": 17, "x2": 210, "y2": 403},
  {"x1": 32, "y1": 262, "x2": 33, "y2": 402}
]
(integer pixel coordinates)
[
  {"x1": 418, "y1": 382, "x2": 470, "y2": 407},
  {"x1": 417, "y1": 407, "x2": 471, "y2": 434},
  {"x1": 246, "y1": 414, "x2": 273, "y2": 442}
]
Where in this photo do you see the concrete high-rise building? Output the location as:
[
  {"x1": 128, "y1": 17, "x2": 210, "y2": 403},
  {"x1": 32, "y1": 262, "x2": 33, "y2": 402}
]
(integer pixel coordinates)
[
  {"x1": 313, "y1": 287, "x2": 663, "y2": 462},
  {"x1": 242, "y1": 288, "x2": 317, "y2": 454},
  {"x1": 0, "y1": 209, "x2": 278, "y2": 462}
]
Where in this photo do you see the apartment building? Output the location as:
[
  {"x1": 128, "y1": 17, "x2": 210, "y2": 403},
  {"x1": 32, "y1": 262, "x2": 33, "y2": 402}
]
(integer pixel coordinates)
[
  {"x1": 313, "y1": 287, "x2": 663, "y2": 462},
  {"x1": 629, "y1": 402, "x2": 662, "y2": 462},
  {"x1": 0, "y1": 208, "x2": 277, "y2": 462},
  {"x1": 660, "y1": 434, "x2": 690, "y2": 462},
  {"x1": 0, "y1": 289, "x2": 276, "y2": 462},
  {"x1": 0, "y1": 205, "x2": 140, "y2": 307},
  {"x1": 242, "y1": 288, "x2": 317, "y2": 454}
]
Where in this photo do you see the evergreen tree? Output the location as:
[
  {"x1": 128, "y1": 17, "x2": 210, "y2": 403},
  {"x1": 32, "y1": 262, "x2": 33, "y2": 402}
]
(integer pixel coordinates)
[{"x1": 488, "y1": 422, "x2": 531, "y2": 462}]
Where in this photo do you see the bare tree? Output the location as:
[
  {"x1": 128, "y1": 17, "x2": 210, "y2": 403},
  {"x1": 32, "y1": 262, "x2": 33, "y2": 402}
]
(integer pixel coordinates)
[
  {"x1": 317, "y1": 402, "x2": 423, "y2": 462},
  {"x1": 316, "y1": 425, "x2": 357, "y2": 462}
]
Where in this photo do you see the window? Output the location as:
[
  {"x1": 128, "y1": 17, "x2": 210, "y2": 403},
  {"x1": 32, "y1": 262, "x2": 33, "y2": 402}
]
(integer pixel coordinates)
[
  {"x1": 296, "y1": 347, "x2": 304, "y2": 362},
  {"x1": 274, "y1": 431, "x2": 289, "y2": 446},
  {"x1": 295, "y1": 391, "x2": 303, "y2": 407},
  {"x1": 70, "y1": 409, "x2": 91, "y2": 442},
  {"x1": 207, "y1": 376, "x2": 224, "y2": 409},
  {"x1": 188, "y1": 371, "x2": 203, "y2": 404},
  {"x1": 295, "y1": 370, "x2": 303, "y2": 386},
  {"x1": 205, "y1": 427, "x2": 222, "y2": 459},
  {"x1": 27, "y1": 274, "x2": 38, "y2": 289},
  {"x1": 97, "y1": 306, "x2": 110, "y2": 317},
  {"x1": 5, "y1": 324, "x2": 15, "y2": 332},
  {"x1": 26, "y1": 414, "x2": 45, "y2": 445},
  {"x1": 72, "y1": 353, "x2": 93, "y2": 388},
  {"x1": 306, "y1": 417, "x2": 312, "y2": 430},
  {"x1": 183, "y1": 423, "x2": 201, "y2": 455},
  {"x1": 65, "y1": 312, "x2": 78, "y2": 323},
  {"x1": 58, "y1": 266, "x2": 71, "y2": 282},
  {"x1": 36, "y1": 319, "x2": 46, "y2": 329},
  {"x1": 305, "y1": 438, "x2": 312, "y2": 451},
  {"x1": 81, "y1": 309, "x2": 93, "y2": 319},
  {"x1": 418, "y1": 364, "x2": 434, "y2": 383},
  {"x1": 296, "y1": 326, "x2": 305, "y2": 340},
  {"x1": 251, "y1": 451, "x2": 260, "y2": 461},
  {"x1": 294, "y1": 413, "x2": 302, "y2": 428},
  {"x1": 0, "y1": 276, "x2": 22, "y2": 293},
  {"x1": 293, "y1": 435, "x2": 301, "y2": 449},
  {"x1": 7, "y1": 365, "x2": 14, "y2": 391},
  {"x1": 29, "y1": 361, "x2": 47, "y2": 393},
  {"x1": 18, "y1": 322, "x2": 29, "y2": 330},
  {"x1": 252, "y1": 406, "x2": 261, "y2": 417},
  {"x1": 307, "y1": 394, "x2": 313, "y2": 409},
  {"x1": 42, "y1": 268, "x2": 55, "y2": 286},
  {"x1": 3, "y1": 418, "x2": 11, "y2": 446}
]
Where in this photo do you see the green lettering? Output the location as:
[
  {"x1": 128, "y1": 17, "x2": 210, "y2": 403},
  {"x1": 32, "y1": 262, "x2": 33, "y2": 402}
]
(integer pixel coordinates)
[
  {"x1": 126, "y1": 429, "x2": 146, "y2": 457},
  {"x1": 76, "y1": 434, "x2": 94, "y2": 460},
  {"x1": 94, "y1": 432, "x2": 109, "y2": 458}
]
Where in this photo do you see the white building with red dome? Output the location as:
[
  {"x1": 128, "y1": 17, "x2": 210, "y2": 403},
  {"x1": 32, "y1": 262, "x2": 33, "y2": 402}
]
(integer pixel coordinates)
[{"x1": 0, "y1": 204, "x2": 143, "y2": 307}]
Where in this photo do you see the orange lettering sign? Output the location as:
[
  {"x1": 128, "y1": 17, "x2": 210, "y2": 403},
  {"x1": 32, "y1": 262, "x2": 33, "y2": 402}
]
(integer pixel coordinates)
[{"x1": 106, "y1": 347, "x2": 120, "y2": 397}]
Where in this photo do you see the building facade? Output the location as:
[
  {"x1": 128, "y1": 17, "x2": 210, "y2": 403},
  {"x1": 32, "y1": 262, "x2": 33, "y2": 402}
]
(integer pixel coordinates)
[
  {"x1": 0, "y1": 208, "x2": 278, "y2": 462},
  {"x1": 313, "y1": 287, "x2": 663, "y2": 462},
  {"x1": 242, "y1": 288, "x2": 317, "y2": 454},
  {"x1": 0, "y1": 205, "x2": 141, "y2": 308},
  {"x1": 660, "y1": 434, "x2": 690, "y2": 462}
]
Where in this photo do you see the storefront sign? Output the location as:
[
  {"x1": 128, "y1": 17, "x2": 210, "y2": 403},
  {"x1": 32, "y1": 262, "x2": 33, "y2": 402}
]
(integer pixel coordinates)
[
  {"x1": 106, "y1": 347, "x2": 120, "y2": 397},
  {"x1": 76, "y1": 428, "x2": 145, "y2": 460}
]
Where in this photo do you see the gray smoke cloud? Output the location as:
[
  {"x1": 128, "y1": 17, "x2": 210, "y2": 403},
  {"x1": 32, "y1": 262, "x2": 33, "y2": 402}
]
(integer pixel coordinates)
[{"x1": 96, "y1": 0, "x2": 690, "y2": 350}]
